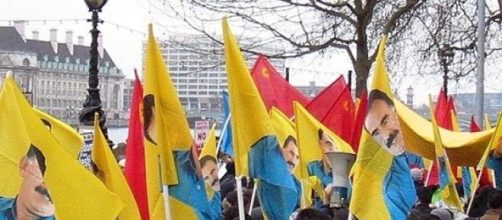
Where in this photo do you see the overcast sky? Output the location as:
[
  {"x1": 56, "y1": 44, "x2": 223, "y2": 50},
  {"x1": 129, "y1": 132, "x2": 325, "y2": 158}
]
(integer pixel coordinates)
[{"x1": 2, "y1": 0, "x2": 500, "y2": 107}]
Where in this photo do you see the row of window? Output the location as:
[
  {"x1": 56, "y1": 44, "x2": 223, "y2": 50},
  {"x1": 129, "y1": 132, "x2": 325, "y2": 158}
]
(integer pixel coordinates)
[{"x1": 38, "y1": 61, "x2": 118, "y2": 75}]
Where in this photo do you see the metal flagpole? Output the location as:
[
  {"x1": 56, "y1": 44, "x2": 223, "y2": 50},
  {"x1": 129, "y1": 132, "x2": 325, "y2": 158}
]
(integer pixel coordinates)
[
  {"x1": 476, "y1": 0, "x2": 486, "y2": 124},
  {"x1": 248, "y1": 182, "x2": 258, "y2": 215}
]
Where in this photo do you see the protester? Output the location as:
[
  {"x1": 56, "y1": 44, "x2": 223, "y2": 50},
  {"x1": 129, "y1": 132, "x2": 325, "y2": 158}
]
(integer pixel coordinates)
[
  {"x1": 467, "y1": 185, "x2": 495, "y2": 217},
  {"x1": 479, "y1": 189, "x2": 502, "y2": 220},
  {"x1": 0, "y1": 145, "x2": 55, "y2": 220},
  {"x1": 409, "y1": 186, "x2": 434, "y2": 218},
  {"x1": 431, "y1": 208, "x2": 454, "y2": 220},
  {"x1": 294, "y1": 208, "x2": 331, "y2": 220}
]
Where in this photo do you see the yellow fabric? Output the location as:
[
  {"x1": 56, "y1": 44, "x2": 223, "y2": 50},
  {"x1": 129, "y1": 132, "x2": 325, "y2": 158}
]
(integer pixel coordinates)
[
  {"x1": 294, "y1": 102, "x2": 354, "y2": 180},
  {"x1": 269, "y1": 107, "x2": 320, "y2": 206},
  {"x1": 451, "y1": 110, "x2": 461, "y2": 132},
  {"x1": 144, "y1": 24, "x2": 192, "y2": 185},
  {"x1": 0, "y1": 74, "x2": 123, "y2": 219},
  {"x1": 144, "y1": 140, "x2": 167, "y2": 220},
  {"x1": 430, "y1": 98, "x2": 463, "y2": 211},
  {"x1": 269, "y1": 107, "x2": 299, "y2": 177},
  {"x1": 350, "y1": 36, "x2": 395, "y2": 219},
  {"x1": 485, "y1": 114, "x2": 492, "y2": 130},
  {"x1": 33, "y1": 108, "x2": 83, "y2": 158},
  {"x1": 477, "y1": 113, "x2": 502, "y2": 170},
  {"x1": 91, "y1": 114, "x2": 141, "y2": 220},
  {"x1": 169, "y1": 196, "x2": 199, "y2": 219},
  {"x1": 396, "y1": 99, "x2": 493, "y2": 166},
  {"x1": 222, "y1": 17, "x2": 275, "y2": 177},
  {"x1": 199, "y1": 124, "x2": 217, "y2": 160}
]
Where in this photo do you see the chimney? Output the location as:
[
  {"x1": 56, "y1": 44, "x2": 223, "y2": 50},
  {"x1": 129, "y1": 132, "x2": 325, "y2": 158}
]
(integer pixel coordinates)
[
  {"x1": 98, "y1": 33, "x2": 104, "y2": 58},
  {"x1": 32, "y1": 31, "x2": 39, "y2": 40},
  {"x1": 13, "y1": 20, "x2": 26, "y2": 41},
  {"x1": 50, "y1": 28, "x2": 58, "y2": 53},
  {"x1": 66, "y1": 30, "x2": 74, "y2": 55},
  {"x1": 78, "y1": 36, "x2": 84, "y2": 45}
]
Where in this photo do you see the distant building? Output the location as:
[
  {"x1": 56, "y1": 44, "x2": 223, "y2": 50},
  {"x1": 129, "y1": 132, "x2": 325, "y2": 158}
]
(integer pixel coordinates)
[
  {"x1": 145, "y1": 34, "x2": 285, "y2": 120},
  {"x1": 0, "y1": 21, "x2": 127, "y2": 124},
  {"x1": 453, "y1": 92, "x2": 502, "y2": 127},
  {"x1": 296, "y1": 81, "x2": 324, "y2": 98}
]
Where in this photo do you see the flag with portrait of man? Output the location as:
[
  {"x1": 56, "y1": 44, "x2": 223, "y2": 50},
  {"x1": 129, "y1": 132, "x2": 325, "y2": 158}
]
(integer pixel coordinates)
[
  {"x1": 0, "y1": 73, "x2": 123, "y2": 219},
  {"x1": 223, "y1": 17, "x2": 299, "y2": 219},
  {"x1": 350, "y1": 36, "x2": 416, "y2": 219}
]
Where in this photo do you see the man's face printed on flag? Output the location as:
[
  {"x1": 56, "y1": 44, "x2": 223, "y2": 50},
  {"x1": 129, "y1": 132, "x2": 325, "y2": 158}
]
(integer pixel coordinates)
[
  {"x1": 281, "y1": 136, "x2": 299, "y2": 173},
  {"x1": 365, "y1": 90, "x2": 405, "y2": 156},
  {"x1": 200, "y1": 156, "x2": 220, "y2": 192}
]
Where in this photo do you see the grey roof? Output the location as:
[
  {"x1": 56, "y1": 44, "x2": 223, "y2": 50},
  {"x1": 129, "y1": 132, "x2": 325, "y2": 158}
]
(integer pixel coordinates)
[{"x1": 0, "y1": 26, "x2": 117, "y2": 68}]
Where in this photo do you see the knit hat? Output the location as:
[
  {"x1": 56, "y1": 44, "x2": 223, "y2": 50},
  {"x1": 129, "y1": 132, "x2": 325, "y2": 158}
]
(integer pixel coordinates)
[{"x1": 431, "y1": 208, "x2": 453, "y2": 220}]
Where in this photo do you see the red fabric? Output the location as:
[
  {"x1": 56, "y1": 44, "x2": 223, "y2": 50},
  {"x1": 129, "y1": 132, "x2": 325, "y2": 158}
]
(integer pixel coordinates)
[
  {"x1": 470, "y1": 116, "x2": 493, "y2": 188},
  {"x1": 250, "y1": 55, "x2": 310, "y2": 117},
  {"x1": 350, "y1": 90, "x2": 367, "y2": 152},
  {"x1": 124, "y1": 72, "x2": 149, "y2": 220},
  {"x1": 470, "y1": 115, "x2": 481, "y2": 132},
  {"x1": 306, "y1": 76, "x2": 355, "y2": 147},
  {"x1": 427, "y1": 89, "x2": 458, "y2": 186}
]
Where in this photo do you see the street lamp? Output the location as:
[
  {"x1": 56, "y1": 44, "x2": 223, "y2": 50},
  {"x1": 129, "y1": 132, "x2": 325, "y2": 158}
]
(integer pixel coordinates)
[
  {"x1": 438, "y1": 43, "x2": 455, "y2": 95},
  {"x1": 79, "y1": 0, "x2": 113, "y2": 147}
]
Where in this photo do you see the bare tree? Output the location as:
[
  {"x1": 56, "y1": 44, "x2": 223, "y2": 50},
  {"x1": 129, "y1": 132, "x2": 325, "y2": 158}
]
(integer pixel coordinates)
[{"x1": 150, "y1": 0, "x2": 502, "y2": 97}]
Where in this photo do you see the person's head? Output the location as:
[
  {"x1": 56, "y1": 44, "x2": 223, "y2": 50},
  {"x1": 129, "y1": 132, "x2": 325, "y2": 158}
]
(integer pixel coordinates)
[
  {"x1": 295, "y1": 208, "x2": 331, "y2": 220},
  {"x1": 199, "y1": 155, "x2": 220, "y2": 191},
  {"x1": 18, "y1": 144, "x2": 54, "y2": 218},
  {"x1": 416, "y1": 186, "x2": 433, "y2": 204},
  {"x1": 281, "y1": 135, "x2": 299, "y2": 173},
  {"x1": 318, "y1": 128, "x2": 336, "y2": 153},
  {"x1": 143, "y1": 94, "x2": 156, "y2": 143},
  {"x1": 487, "y1": 189, "x2": 502, "y2": 209},
  {"x1": 365, "y1": 90, "x2": 405, "y2": 156},
  {"x1": 430, "y1": 208, "x2": 453, "y2": 220},
  {"x1": 218, "y1": 151, "x2": 233, "y2": 164}
]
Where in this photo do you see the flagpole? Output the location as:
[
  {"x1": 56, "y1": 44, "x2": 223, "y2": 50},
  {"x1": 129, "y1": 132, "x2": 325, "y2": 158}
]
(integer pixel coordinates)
[
  {"x1": 235, "y1": 176, "x2": 246, "y2": 220},
  {"x1": 300, "y1": 181, "x2": 307, "y2": 209},
  {"x1": 248, "y1": 181, "x2": 258, "y2": 215},
  {"x1": 163, "y1": 185, "x2": 172, "y2": 220},
  {"x1": 158, "y1": 156, "x2": 172, "y2": 220},
  {"x1": 466, "y1": 169, "x2": 483, "y2": 215},
  {"x1": 216, "y1": 113, "x2": 231, "y2": 154},
  {"x1": 424, "y1": 162, "x2": 434, "y2": 186}
]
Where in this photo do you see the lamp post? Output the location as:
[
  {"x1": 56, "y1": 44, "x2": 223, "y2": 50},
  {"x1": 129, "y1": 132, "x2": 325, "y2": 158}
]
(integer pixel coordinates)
[
  {"x1": 79, "y1": 0, "x2": 113, "y2": 147},
  {"x1": 438, "y1": 43, "x2": 455, "y2": 95}
]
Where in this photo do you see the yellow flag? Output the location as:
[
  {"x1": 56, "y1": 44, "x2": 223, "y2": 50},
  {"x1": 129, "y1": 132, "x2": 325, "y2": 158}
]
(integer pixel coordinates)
[
  {"x1": 91, "y1": 113, "x2": 141, "y2": 220},
  {"x1": 270, "y1": 107, "x2": 318, "y2": 206},
  {"x1": 485, "y1": 114, "x2": 492, "y2": 130},
  {"x1": 477, "y1": 113, "x2": 502, "y2": 170},
  {"x1": 396, "y1": 98, "x2": 493, "y2": 166},
  {"x1": 33, "y1": 108, "x2": 83, "y2": 158},
  {"x1": 223, "y1": 17, "x2": 275, "y2": 177},
  {"x1": 350, "y1": 36, "x2": 397, "y2": 219},
  {"x1": 294, "y1": 102, "x2": 354, "y2": 180},
  {"x1": 0, "y1": 74, "x2": 123, "y2": 219},
  {"x1": 144, "y1": 23, "x2": 192, "y2": 185},
  {"x1": 429, "y1": 97, "x2": 463, "y2": 211},
  {"x1": 199, "y1": 124, "x2": 217, "y2": 160}
]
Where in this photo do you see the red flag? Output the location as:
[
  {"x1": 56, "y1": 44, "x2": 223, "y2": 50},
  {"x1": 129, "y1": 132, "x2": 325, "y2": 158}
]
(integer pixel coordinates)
[
  {"x1": 427, "y1": 89, "x2": 458, "y2": 186},
  {"x1": 124, "y1": 71, "x2": 149, "y2": 220},
  {"x1": 251, "y1": 55, "x2": 310, "y2": 117},
  {"x1": 350, "y1": 90, "x2": 367, "y2": 152},
  {"x1": 306, "y1": 76, "x2": 355, "y2": 145},
  {"x1": 470, "y1": 116, "x2": 493, "y2": 188},
  {"x1": 470, "y1": 115, "x2": 481, "y2": 132}
]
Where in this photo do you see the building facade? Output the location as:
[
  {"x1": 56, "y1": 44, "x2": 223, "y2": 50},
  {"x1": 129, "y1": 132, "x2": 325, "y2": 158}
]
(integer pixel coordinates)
[
  {"x1": 0, "y1": 21, "x2": 127, "y2": 125},
  {"x1": 147, "y1": 34, "x2": 286, "y2": 120}
]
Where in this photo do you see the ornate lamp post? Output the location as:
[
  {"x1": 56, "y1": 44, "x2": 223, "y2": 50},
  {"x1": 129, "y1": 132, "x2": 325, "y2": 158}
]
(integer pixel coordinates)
[
  {"x1": 438, "y1": 43, "x2": 455, "y2": 95},
  {"x1": 79, "y1": 0, "x2": 113, "y2": 147}
]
